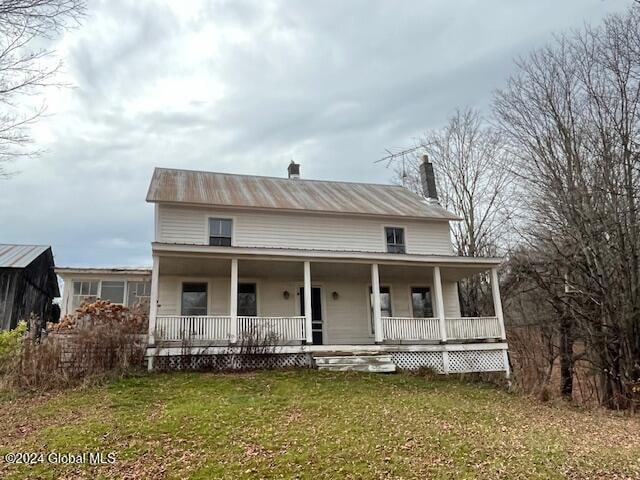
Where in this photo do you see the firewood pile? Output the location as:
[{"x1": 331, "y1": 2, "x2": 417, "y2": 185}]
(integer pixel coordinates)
[{"x1": 48, "y1": 300, "x2": 148, "y2": 334}]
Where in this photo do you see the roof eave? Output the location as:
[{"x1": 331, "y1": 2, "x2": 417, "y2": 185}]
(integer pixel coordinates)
[{"x1": 146, "y1": 199, "x2": 460, "y2": 222}]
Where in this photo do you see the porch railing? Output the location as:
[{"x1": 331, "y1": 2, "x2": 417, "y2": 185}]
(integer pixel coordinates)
[
  {"x1": 381, "y1": 316, "x2": 440, "y2": 341},
  {"x1": 237, "y1": 316, "x2": 306, "y2": 342},
  {"x1": 155, "y1": 315, "x2": 232, "y2": 342},
  {"x1": 381, "y1": 316, "x2": 502, "y2": 342},
  {"x1": 155, "y1": 315, "x2": 306, "y2": 343},
  {"x1": 155, "y1": 315, "x2": 502, "y2": 344},
  {"x1": 445, "y1": 316, "x2": 501, "y2": 340}
]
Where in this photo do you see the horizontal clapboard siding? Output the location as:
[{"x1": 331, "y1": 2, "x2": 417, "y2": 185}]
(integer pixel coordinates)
[
  {"x1": 157, "y1": 205, "x2": 453, "y2": 255},
  {"x1": 159, "y1": 207, "x2": 206, "y2": 244}
]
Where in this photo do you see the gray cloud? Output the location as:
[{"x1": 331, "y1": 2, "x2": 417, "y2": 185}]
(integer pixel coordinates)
[{"x1": 0, "y1": 0, "x2": 629, "y2": 268}]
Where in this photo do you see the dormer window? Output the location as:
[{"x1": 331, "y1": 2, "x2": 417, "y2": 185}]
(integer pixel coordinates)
[
  {"x1": 385, "y1": 227, "x2": 405, "y2": 254},
  {"x1": 209, "y1": 218, "x2": 232, "y2": 246}
]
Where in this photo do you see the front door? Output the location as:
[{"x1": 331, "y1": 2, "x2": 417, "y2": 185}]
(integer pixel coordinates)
[{"x1": 300, "y1": 287, "x2": 323, "y2": 345}]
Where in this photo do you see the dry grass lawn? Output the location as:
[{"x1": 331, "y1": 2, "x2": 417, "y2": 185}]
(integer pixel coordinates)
[{"x1": 1, "y1": 370, "x2": 639, "y2": 479}]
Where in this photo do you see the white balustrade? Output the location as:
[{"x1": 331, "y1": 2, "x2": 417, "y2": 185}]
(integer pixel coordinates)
[
  {"x1": 381, "y1": 317, "x2": 440, "y2": 341},
  {"x1": 155, "y1": 315, "x2": 306, "y2": 343},
  {"x1": 445, "y1": 317, "x2": 502, "y2": 340}
]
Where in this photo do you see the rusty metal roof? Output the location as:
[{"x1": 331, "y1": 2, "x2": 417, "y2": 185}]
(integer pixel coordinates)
[
  {"x1": 146, "y1": 168, "x2": 459, "y2": 220},
  {"x1": 0, "y1": 244, "x2": 51, "y2": 268}
]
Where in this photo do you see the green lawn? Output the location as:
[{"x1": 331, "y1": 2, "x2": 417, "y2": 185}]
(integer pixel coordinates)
[{"x1": 1, "y1": 370, "x2": 639, "y2": 479}]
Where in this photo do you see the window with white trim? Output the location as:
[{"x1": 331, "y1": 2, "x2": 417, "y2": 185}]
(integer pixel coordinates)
[
  {"x1": 209, "y1": 218, "x2": 232, "y2": 246},
  {"x1": 72, "y1": 280, "x2": 99, "y2": 310},
  {"x1": 127, "y1": 281, "x2": 151, "y2": 310},
  {"x1": 411, "y1": 287, "x2": 433, "y2": 318},
  {"x1": 238, "y1": 283, "x2": 257, "y2": 316},
  {"x1": 385, "y1": 227, "x2": 406, "y2": 254},
  {"x1": 101, "y1": 281, "x2": 125, "y2": 304}
]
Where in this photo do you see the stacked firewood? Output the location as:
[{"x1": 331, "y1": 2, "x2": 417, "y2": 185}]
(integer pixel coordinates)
[{"x1": 48, "y1": 300, "x2": 148, "y2": 333}]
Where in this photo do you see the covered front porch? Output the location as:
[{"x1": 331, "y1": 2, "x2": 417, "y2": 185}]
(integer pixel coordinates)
[{"x1": 147, "y1": 249, "x2": 507, "y2": 350}]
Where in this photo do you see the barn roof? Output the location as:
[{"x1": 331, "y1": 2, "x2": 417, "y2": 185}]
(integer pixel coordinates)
[
  {"x1": 0, "y1": 244, "x2": 51, "y2": 268},
  {"x1": 146, "y1": 168, "x2": 460, "y2": 220}
]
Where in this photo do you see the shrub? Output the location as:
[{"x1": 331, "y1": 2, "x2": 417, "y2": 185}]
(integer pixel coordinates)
[
  {"x1": 0, "y1": 321, "x2": 27, "y2": 371},
  {"x1": 1, "y1": 301, "x2": 147, "y2": 393}
]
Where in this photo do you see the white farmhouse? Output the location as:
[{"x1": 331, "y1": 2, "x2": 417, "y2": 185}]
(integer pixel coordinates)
[{"x1": 144, "y1": 159, "x2": 509, "y2": 374}]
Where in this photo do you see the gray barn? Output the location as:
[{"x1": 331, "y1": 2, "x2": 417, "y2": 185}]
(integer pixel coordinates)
[{"x1": 0, "y1": 245, "x2": 59, "y2": 330}]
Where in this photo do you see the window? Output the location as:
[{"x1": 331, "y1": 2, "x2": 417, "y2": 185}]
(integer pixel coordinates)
[
  {"x1": 127, "y1": 281, "x2": 151, "y2": 310},
  {"x1": 181, "y1": 283, "x2": 207, "y2": 316},
  {"x1": 238, "y1": 283, "x2": 257, "y2": 316},
  {"x1": 209, "y1": 218, "x2": 232, "y2": 246},
  {"x1": 369, "y1": 286, "x2": 392, "y2": 333},
  {"x1": 72, "y1": 280, "x2": 99, "y2": 309},
  {"x1": 101, "y1": 281, "x2": 125, "y2": 304},
  {"x1": 385, "y1": 227, "x2": 405, "y2": 254},
  {"x1": 411, "y1": 287, "x2": 433, "y2": 318}
]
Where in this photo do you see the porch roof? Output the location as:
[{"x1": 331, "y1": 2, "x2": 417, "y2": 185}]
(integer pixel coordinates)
[{"x1": 152, "y1": 242, "x2": 502, "y2": 268}]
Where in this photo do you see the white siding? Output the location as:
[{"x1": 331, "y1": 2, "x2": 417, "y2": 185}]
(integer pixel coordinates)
[
  {"x1": 443, "y1": 282, "x2": 462, "y2": 318},
  {"x1": 157, "y1": 205, "x2": 453, "y2": 255}
]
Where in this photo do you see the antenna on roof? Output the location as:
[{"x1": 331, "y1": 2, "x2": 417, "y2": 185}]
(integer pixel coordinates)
[{"x1": 375, "y1": 145, "x2": 424, "y2": 187}]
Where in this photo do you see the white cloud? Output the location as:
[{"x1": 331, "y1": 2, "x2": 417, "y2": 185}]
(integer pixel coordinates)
[{"x1": 0, "y1": 0, "x2": 629, "y2": 266}]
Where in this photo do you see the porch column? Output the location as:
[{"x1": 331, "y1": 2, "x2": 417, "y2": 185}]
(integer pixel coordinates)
[
  {"x1": 491, "y1": 267, "x2": 507, "y2": 340},
  {"x1": 147, "y1": 255, "x2": 159, "y2": 371},
  {"x1": 230, "y1": 258, "x2": 238, "y2": 344},
  {"x1": 371, "y1": 263, "x2": 383, "y2": 343},
  {"x1": 433, "y1": 266, "x2": 447, "y2": 342},
  {"x1": 304, "y1": 261, "x2": 313, "y2": 344}
]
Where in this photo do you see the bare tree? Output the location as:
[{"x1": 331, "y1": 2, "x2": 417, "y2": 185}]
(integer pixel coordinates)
[
  {"x1": 395, "y1": 108, "x2": 516, "y2": 315},
  {"x1": 494, "y1": 5, "x2": 640, "y2": 408},
  {"x1": 0, "y1": 0, "x2": 85, "y2": 178}
]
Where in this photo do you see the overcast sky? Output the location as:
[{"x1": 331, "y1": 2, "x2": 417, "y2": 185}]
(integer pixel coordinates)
[{"x1": 0, "y1": 0, "x2": 630, "y2": 267}]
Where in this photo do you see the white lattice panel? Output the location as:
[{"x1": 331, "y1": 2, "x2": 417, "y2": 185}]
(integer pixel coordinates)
[
  {"x1": 448, "y1": 350, "x2": 505, "y2": 373},
  {"x1": 155, "y1": 354, "x2": 313, "y2": 371},
  {"x1": 391, "y1": 352, "x2": 445, "y2": 373}
]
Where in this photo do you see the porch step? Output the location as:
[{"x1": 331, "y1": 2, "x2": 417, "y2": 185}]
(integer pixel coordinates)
[{"x1": 312, "y1": 354, "x2": 396, "y2": 373}]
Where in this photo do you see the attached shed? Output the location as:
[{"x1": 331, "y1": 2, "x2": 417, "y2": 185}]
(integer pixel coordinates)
[{"x1": 0, "y1": 244, "x2": 60, "y2": 330}]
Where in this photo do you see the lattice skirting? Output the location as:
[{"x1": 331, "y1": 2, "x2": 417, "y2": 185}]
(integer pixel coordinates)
[
  {"x1": 448, "y1": 350, "x2": 505, "y2": 373},
  {"x1": 392, "y1": 351, "x2": 445, "y2": 373},
  {"x1": 153, "y1": 353, "x2": 313, "y2": 371},
  {"x1": 391, "y1": 350, "x2": 507, "y2": 373}
]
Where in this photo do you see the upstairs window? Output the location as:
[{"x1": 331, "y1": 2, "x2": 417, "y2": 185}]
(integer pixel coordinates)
[
  {"x1": 209, "y1": 218, "x2": 232, "y2": 246},
  {"x1": 385, "y1": 227, "x2": 405, "y2": 254}
]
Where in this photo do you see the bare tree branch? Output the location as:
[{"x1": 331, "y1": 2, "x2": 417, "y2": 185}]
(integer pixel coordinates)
[{"x1": 0, "y1": 0, "x2": 85, "y2": 178}]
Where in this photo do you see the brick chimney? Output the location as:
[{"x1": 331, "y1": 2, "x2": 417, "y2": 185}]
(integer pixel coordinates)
[
  {"x1": 419, "y1": 155, "x2": 438, "y2": 201},
  {"x1": 287, "y1": 161, "x2": 300, "y2": 179}
]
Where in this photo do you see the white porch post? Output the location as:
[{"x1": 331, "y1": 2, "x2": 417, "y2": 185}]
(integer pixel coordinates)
[
  {"x1": 304, "y1": 261, "x2": 313, "y2": 344},
  {"x1": 371, "y1": 263, "x2": 383, "y2": 343},
  {"x1": 147, "y1": 254, "x2": 160, "y2": 371},
  {"x1": 491, "y1": 267, "x2": 507, "y2": 340},
  {"x1": 230, "y1": 258, "x2": 238, "y2": 344},
  {"x1": 433, "y1": 266, "x2": 447, "y2": 343}
]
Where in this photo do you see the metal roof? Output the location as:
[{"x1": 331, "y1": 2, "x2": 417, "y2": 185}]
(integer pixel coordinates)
[
  {"x1": 0, "y1": 244, "x2": 51, "y2": 268},
  {"x1": 55, "y1": 267, "x2": 151, "y2": 275},
  {"x1": 146, "y1": 168, "x2": 460, "y2": 220}
]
